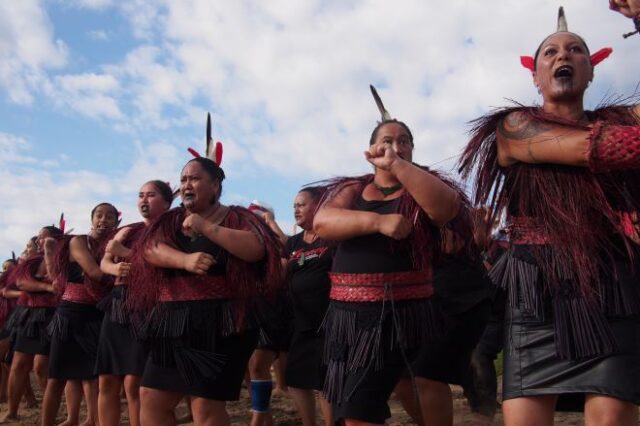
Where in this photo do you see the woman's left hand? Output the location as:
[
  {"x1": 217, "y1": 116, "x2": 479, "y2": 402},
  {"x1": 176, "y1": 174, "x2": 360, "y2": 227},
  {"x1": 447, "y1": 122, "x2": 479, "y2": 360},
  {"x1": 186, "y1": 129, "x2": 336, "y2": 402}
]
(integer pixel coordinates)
[{"x1": 365, "y1": 145, "x2": 400, "y2": 172}]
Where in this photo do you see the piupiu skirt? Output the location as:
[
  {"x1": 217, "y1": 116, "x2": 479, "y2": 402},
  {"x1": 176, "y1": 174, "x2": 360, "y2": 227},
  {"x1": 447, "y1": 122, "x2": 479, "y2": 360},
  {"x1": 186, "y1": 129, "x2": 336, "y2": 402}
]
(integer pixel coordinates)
[
  {"x1": 8, "y1": 306, "x2": 56, "y2": 355},
  {"x1": 503, "y1": 301, "x2": 640, "y2": 410},
  {"x1": 95, "y1": 287, "x2": 147, "y2": 376},
  {"x1": 139, "y1": 299, "x2": 258, "y2": 400},
  {"x1": 323, "y1": 299, "x2": 439, "y2": 424},
  {"x1": 47, "y1": 301, "x2": 103, "y2": 380}
]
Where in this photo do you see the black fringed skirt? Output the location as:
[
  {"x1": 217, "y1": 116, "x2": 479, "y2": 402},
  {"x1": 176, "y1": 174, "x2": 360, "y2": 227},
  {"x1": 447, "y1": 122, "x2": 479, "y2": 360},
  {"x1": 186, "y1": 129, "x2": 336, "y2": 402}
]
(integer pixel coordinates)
[
  {"x1": 95, "y1": 286, "x2": 147, "y2": 377},
  {"x1": 139, "y1": 299, "x2": 258, "y2": 400},
  {"x1": 6, "y1": 306, "x2": 56, "y2": 355},
  {"x1": 493, "y1": 246, "x2": 640, "y2": 410},
  {"x1": 322, "y1": 298, "x2": 440, "y2": 424},
  {"x1": 48, "y1": 301, "x2": 104, "y2": 380}
]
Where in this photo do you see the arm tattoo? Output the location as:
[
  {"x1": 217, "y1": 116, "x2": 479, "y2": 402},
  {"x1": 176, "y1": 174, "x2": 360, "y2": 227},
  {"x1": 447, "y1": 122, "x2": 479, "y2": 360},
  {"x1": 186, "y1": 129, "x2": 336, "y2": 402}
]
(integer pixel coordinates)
[{"x1": 497, "y1": 113, "x2": 550, "y2": 140}]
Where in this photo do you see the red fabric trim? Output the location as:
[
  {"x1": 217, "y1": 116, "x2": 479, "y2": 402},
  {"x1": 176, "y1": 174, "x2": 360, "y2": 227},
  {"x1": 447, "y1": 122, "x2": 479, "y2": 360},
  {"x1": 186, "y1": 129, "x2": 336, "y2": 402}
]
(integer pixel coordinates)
[
  {"x1": 18, "y1": 292, "x2": 57, "y2": 308},
  {"x1": 510, "y1": 216, "x2": 550, "y2": 245},
  {"x1": 62, "y1": 282, "x2": 100, "y2": 305},
  {"x1": 588, "y1": 122, "x2": 640, "y2": 173},
  {"x1": 158, "y1": 275, "x2": 231, "y2": 302},
  {"x1": 329, "y1": 271, "x2": 433, "y2": 302}
]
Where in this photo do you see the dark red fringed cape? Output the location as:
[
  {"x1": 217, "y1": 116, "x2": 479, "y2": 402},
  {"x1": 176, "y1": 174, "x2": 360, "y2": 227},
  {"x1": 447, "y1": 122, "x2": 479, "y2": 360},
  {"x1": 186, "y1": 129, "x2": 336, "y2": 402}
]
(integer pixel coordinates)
[
  {"x1": 458, "y1": 104, "x2": 640, "y2": 358},
  {"x1": 50, "y1": 233, "x2": 113, "y2": 300},
  {"x1": 0, "y1": 265, "x2": 20, "y2": 325},
  {"x1": 126, "y1": 206, "x2": 283, "y2": 331}
]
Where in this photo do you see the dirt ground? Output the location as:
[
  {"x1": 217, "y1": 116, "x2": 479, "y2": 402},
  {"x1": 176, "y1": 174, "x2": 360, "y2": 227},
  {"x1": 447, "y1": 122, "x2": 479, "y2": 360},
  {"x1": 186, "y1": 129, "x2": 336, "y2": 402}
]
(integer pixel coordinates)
[{"x1": 0, "y1": 381, "x2": 596, "y2": 425}]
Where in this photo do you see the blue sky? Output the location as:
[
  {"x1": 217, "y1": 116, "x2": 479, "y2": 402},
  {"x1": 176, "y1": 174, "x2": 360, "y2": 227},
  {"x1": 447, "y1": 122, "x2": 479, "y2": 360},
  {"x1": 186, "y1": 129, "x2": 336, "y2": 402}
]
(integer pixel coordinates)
[{"x1": 1, "y1": 0, "x2": 639, "y2": 256}]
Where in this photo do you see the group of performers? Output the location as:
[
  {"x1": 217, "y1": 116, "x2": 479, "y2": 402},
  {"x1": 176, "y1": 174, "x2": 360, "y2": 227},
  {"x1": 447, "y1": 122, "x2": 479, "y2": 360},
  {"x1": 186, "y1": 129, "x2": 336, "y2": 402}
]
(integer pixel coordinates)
[{"x1": 1, "y1": 2, "x2": 640, "y2": 425}]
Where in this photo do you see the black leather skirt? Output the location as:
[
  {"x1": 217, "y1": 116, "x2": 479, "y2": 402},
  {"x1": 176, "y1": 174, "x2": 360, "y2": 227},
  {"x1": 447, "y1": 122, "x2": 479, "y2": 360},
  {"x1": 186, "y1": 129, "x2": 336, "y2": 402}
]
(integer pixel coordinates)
[{"x1": 503, "y1": 301, "x2": 640, "y2": 411}]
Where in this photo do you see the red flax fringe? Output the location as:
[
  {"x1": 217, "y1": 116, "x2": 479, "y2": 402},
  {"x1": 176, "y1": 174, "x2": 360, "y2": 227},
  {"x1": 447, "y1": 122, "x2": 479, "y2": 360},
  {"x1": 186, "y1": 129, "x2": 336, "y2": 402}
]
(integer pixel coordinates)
[
  {"x1": 458, "y1": 104, "x2": 640, "y2": 302},
  {"x1": 126, "y1": 206, "x2": 283, "y2": 331},
  {"x1": 50, "y1": 234, "x2": 113, "y2": 301}
]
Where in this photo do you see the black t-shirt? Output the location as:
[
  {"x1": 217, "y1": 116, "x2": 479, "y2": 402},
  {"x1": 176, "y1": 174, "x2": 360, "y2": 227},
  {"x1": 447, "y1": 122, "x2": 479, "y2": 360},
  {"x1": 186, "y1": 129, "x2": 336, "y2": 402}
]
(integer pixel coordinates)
[
  {"x1": 286, "y1": 232, "x2": 333, "y2": 331},
  {"x1": 332, "y1": 196, "x2": 412, "y2": 274}
]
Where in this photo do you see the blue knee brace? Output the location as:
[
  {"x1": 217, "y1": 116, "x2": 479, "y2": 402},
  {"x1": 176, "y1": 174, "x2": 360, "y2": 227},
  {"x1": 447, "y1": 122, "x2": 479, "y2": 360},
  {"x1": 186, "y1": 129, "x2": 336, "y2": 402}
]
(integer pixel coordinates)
[{"x1": 250, "y1": 380, "x2": 273, "y2": 413}]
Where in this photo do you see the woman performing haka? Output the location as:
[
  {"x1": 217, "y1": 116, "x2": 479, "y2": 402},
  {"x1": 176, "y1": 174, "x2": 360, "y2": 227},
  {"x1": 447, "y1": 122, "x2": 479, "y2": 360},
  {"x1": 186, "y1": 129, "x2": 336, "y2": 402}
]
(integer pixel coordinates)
[
  {"x1": 127, "y1": 115, "x2": 282, "y2": 426},
  {"x1": 458, "y1": 5, "x2": 640, "y2": 425},
  {"x1": 313, "y1": 87, "x2": 460, "y2": 426},
  {"x1": 0, "y1": 226, "x2": 61, "y2": 423},
  {"x1": 97, "y1": 181, "x2": 173, "y2": 426},
  {"x1": 41, "y1": 204, "x2": 119, "y2": 426}
]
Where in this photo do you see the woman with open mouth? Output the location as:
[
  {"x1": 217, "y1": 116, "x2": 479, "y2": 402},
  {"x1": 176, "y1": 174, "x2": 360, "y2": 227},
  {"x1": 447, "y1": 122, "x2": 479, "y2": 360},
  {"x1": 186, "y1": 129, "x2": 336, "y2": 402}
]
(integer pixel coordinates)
[
  {"x1": 41, "y1": 203, "x2": 119, "y2": 426},
  {"x1": 458, "y1": 5, "x2": 640, "y2": 426},
  {"x1": 96, "y1": 180, "x2": 173, "y2": 426},
  {"x1": 126, "y1": 133, "x2": 282, "y2": 426}
]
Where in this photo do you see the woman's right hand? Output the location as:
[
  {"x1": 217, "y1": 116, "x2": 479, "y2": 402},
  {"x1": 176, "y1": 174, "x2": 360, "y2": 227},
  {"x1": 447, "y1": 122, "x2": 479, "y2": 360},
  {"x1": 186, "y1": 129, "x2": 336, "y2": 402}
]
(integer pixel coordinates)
[
  {"x1": 43, "y1": 237, "x2": 57, "y2": 254},
  {"x1": 378, "y1": 214, "x2": 412, "y2": 240},
  {"x1": 115, "y1": 262, "x2": 132, "y2": 278},
  {"x1": 182, "y1": 252, "x2": 216, "y2": 274}
]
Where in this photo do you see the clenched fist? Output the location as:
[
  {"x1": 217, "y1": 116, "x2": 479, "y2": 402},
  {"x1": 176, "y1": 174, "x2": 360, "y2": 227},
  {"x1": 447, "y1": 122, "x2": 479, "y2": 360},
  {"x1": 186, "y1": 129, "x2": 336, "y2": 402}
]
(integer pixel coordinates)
[
  {"x1": 182, "y1": 252, "x2": 216, "y2": 274},
  {"x1": 378, "y1": 214, "x2": 412, "y2": 240}
]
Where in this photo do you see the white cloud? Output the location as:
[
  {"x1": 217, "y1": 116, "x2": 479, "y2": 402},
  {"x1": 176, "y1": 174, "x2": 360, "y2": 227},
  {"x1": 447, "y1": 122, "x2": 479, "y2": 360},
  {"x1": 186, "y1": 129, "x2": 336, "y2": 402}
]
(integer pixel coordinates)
[
  {"x1": 0, "y1": 1, "x2": 67, "y2": 104},
  {"x1": 49, "y1": 73, "x2": 123, "y2": 119},
  {"x1": 96, "y1": 0, "x2": 638, "y2": 179}
]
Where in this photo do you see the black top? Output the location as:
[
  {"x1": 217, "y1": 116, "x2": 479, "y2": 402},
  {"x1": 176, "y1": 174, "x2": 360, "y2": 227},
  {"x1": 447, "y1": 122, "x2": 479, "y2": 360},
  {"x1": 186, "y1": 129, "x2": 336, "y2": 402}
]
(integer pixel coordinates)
[
  {"x1": 172, "y1": 232, "x2": 227, "y2": 277},
  {"x1": 332, "y1": 196, "x2": 412, "y2": 274},
  {"x1": 286, "y1": 233, "x2": 333, "y2": 331}
]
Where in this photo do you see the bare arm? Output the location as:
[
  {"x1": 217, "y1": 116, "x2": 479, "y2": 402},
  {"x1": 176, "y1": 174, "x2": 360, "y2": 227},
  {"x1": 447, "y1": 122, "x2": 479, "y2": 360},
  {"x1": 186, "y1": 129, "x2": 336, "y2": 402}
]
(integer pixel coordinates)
[
  {"x1": 314, "y1": 183, "x2": 381, "y2": 240},
  {"x1": 496, "y1": 111, "x2": 590, "y2": 167},
  {"x1": 144, "y1": 242, "x2": 215, "y2": 275},
  {"x1": 101, "y1": 227, "x2": 132, "y2": 278},
  {"x1": 200, "y1": 224, "x2": 265, "y2": 263},
  {"x1": 260, "y1": 212, "x2": 288, "y2": 245},
  {"x1": 69, "y1": 236, "x2": 104, "y2": 283},
  {"x1": 182, "y1": 213, "x2": 266, "y2": 263},
  {"x1": 1, "y1": 289, "x2": 23, "y2": 299},
  {"x1": 16, "y1": 276, "x2": 53, "y2": 293},
  {"x1": 388, "y1": 160, "x2": 460, "y2": 226}
]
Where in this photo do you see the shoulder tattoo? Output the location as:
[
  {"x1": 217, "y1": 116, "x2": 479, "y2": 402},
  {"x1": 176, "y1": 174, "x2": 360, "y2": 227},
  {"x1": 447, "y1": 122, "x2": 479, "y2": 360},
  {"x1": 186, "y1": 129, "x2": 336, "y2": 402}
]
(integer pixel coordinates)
[{"x1": 497, "y1": 113, "x2": 549, "y2": 141}]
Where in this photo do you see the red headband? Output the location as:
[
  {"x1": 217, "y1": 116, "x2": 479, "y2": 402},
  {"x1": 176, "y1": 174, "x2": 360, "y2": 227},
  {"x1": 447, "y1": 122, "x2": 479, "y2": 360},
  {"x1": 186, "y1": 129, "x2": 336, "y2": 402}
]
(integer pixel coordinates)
[{"x1": 520, "y1": 47, "x2": 613, "y2": 72}]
